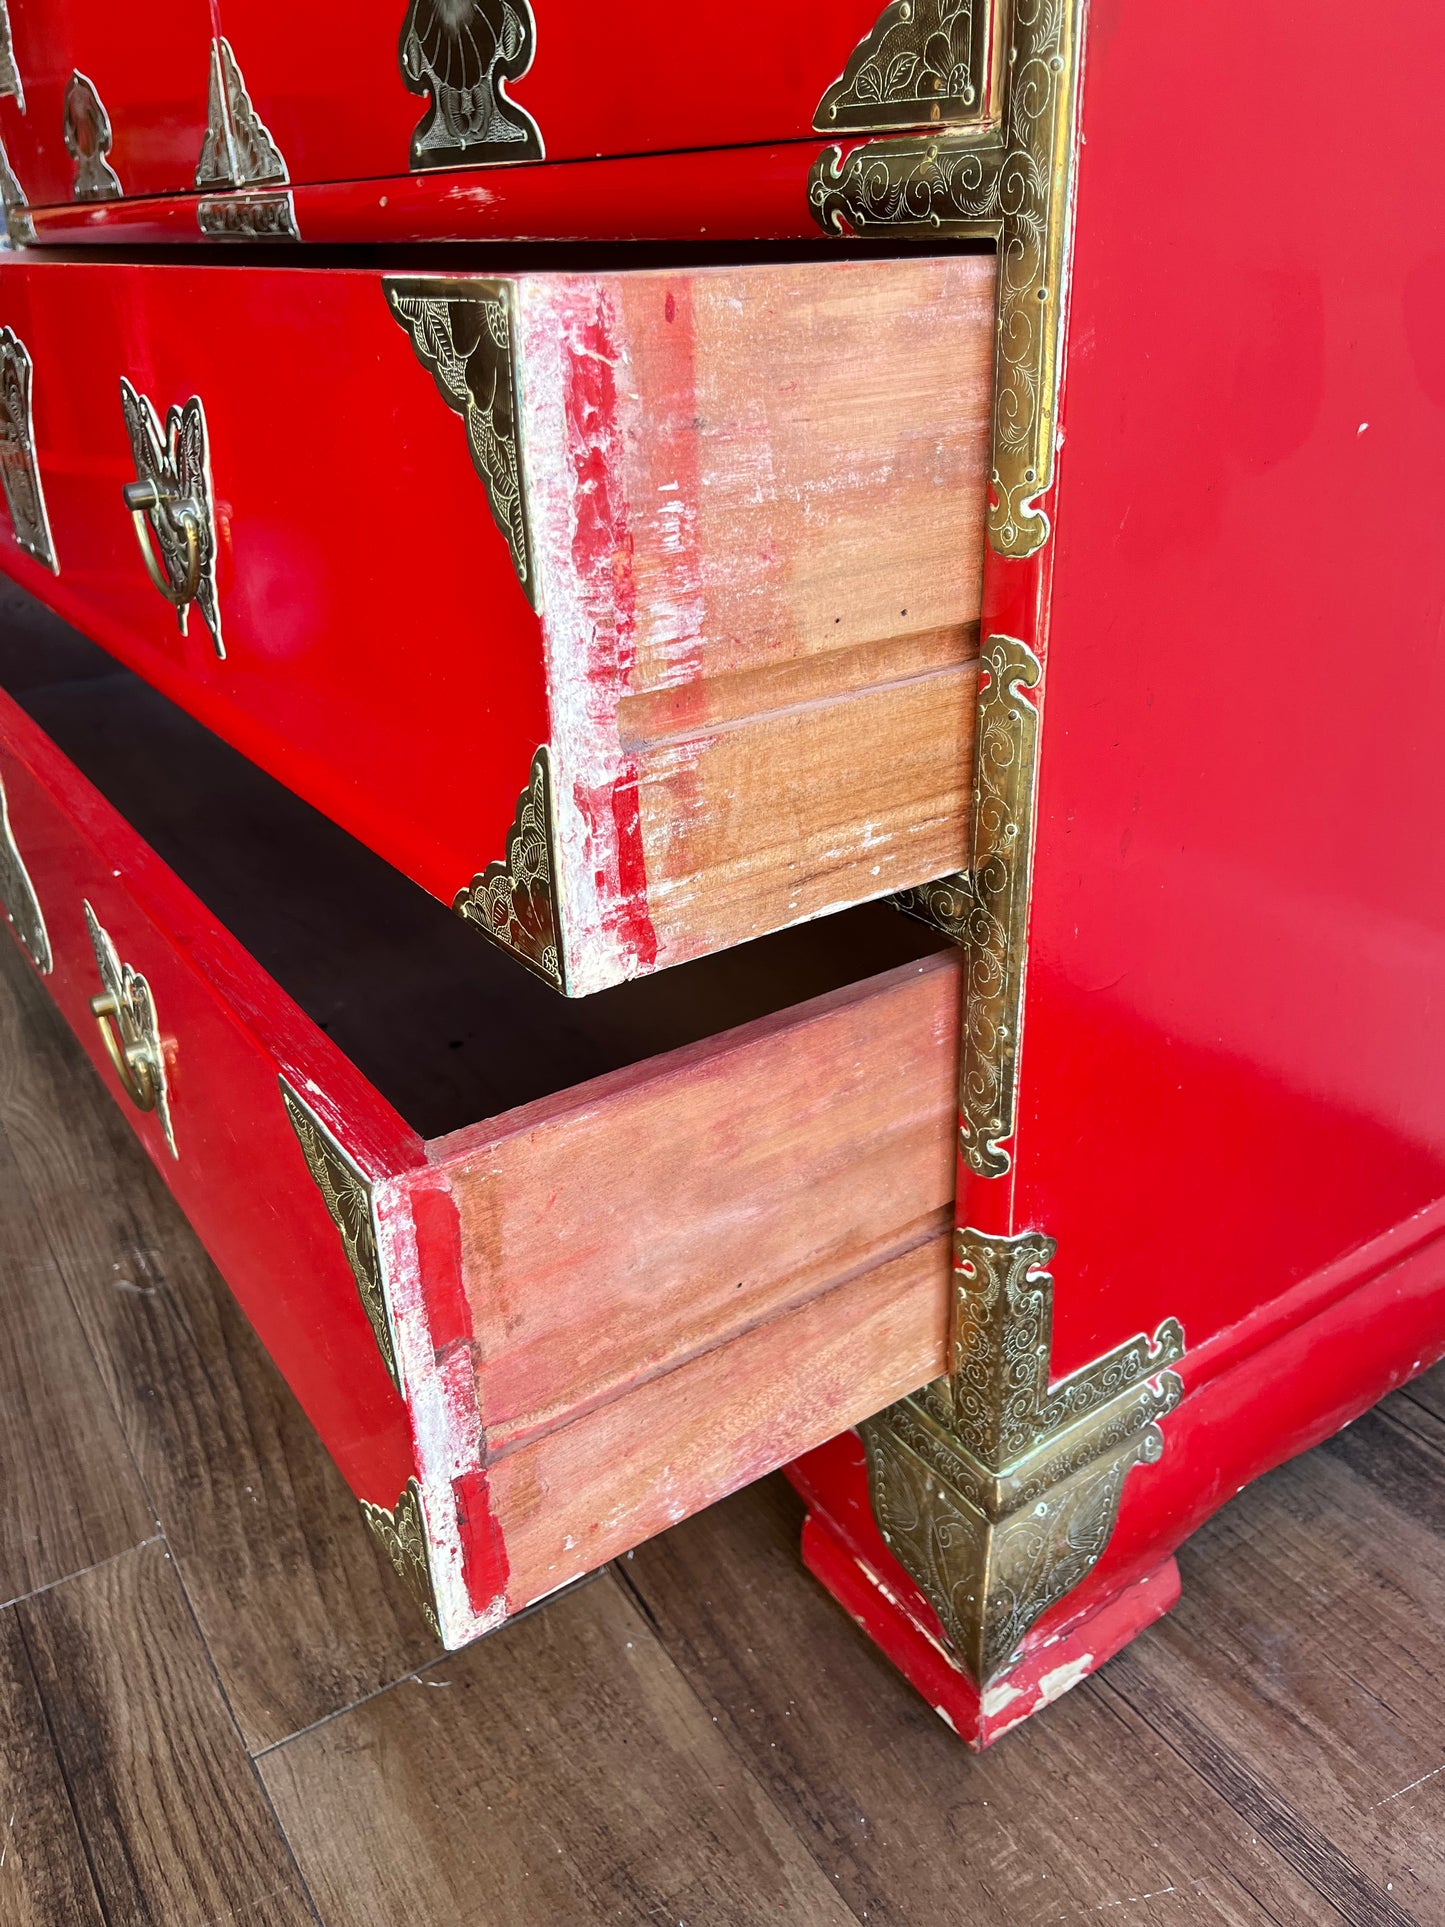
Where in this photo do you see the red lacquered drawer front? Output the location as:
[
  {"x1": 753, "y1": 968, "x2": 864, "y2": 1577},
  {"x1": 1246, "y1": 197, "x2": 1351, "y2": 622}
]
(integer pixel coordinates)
[
  {"x1": 0, "y1": 653, "x2": 958, "y2": 1643},
  {"x1": 0, "y1": 250, "x2": 990, "y2": 993},
  {"x1": 0, "y1": 0, "x2": 213, "y2": 214}
]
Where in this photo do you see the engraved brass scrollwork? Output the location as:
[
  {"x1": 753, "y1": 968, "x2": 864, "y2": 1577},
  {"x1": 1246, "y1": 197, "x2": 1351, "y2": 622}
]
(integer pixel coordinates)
[
  {"x1": 384, "y1": 276, "x2": 535, "y2": 602},
  {"x1": 454, "y1": 748, "x2": 566, "y2": 991},
  {"x1": 0, "y1": 770, "x2": 50, "y2": 973},
  {"x1": 84, "y1": 901, "x2": 176, "y2": 1157},
  {"x1": 0, "y1": 329, "x2": 57, "y2": 572},
  {"x1": 194, "y1": 36, "x2": 299, "y2": 241},
  {"x1": 399, "y1": 0, "x2": 543, "y2": 172},
  {"x1": 815, "y1": 0, "x2": 993, "y2": 135},
  {"x1": 62, "y1": 71, "x2": 122, "y2": 201},
  {"x1": 118, "y1": 379, "x2": 223, "y2": 658},
  {"x1": 280, "y1": 1078, "x2": 401, "y2": 1392},
  {"x1": 811, "y1": 0, "x2": 1083, "y2": 559},
  {"x1": 862, "y1": 1228, "x2": 1184, "y2": 1684},
  {"x1": 0, "y1": 136, "x2": 32, "y2": 245},
  {"x1": 891, "y1": 634, "x2": 1040, "y2": 1176},
  {"x1": 361, "y1": 1477, "x2": 442, "y2": 1638}
]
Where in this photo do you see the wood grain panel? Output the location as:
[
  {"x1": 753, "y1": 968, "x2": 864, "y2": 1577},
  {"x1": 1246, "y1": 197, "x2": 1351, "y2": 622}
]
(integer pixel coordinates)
[
  {"x1": 13, "y1": 1542, "x2": 316, "y2": 1926},
  {"x1": 519, "y1": 253, "x2": 993, "y2": 988},
  {"x1": 260, "y1": 1570, "x2": 855, "y2": 1927},
  {"x1": 0, "y1": 1099, "x2": 152, "y2": 1604},
  {"x1": 440, "y1": 950, "x2": 959, "y2": 1449},
  {"x1": 623, "y1": 1478, "x2": 1351, "y2": 1927},
  {"x1": 491, "y1": 1232, "x2": 951, "y2": 1607},
  {"x1": 0, "y1": 1608, "x2": 107, "y2": 1927}
]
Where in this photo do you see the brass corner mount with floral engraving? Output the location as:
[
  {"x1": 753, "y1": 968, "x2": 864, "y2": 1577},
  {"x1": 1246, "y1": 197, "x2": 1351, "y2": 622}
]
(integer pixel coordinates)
[
  {"x1": 279, "y1": 1077, "x2": 401, "y2": 1392},
  {"x1": 810, "y1": 0, "x2": 1084, "y2": 559},
  {"x1": 454, "y1": 747, "x2": 567, "y2": 992},
  {"x1": 863, "y1": 1227, "x2": 1185, "y2": 1686},
  {"x1": 362, "y1": 1476, "x2": 442, "y2": 1640}
]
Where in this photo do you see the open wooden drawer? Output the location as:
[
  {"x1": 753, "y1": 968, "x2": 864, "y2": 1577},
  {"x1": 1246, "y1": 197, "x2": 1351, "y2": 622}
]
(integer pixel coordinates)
[
  {"x1": 0, "y1": 582, "x2": 958, "y2": 1642},
  {"x1": 0, "y1": 249, "x2": 991, "y2": 995}
]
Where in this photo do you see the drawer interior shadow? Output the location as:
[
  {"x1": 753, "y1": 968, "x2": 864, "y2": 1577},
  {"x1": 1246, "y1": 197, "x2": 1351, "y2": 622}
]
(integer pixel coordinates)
[{"x1": 0, "y1": 579, "x2": 951, "y2": 1140}]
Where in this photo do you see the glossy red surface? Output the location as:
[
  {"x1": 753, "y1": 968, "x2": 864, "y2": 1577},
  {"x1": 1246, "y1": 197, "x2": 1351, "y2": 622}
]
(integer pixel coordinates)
[
  {"x1": 1012, "y1": 0, "x2": 1445, "y2": 1380},
  {"x1": 0, "y1": 682, "x2": 421, "y2": 1509},
  {"x1": 213, "y1": 0, "x2": 883, "y2": 190},
  {"x1": 27, "y1": 142, "x2": 829, "y2": 247},
  {"x1": 0, "y1": 0, "x2": 212, "y2": 208},
  {"x1": 0, "y1": 258, "x2": 547, "y2": 914},
  {"x1": 789, "y1": 0, "x2": 1445, "y2": 1740}
]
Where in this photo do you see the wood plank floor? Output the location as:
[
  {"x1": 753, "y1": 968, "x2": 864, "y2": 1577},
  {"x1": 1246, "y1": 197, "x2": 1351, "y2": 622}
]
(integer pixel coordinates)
[{"x1": 1, "y1": 926, "x2": 1443, "y2": 1927}]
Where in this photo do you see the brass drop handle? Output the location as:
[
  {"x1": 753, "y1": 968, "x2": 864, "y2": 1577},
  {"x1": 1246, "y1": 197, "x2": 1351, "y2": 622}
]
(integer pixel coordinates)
[
  {"x1": 90, "y1": 989, "x2": 159, "y2": 1112},
  {"x1": 123, "y1": 475, "x2": 201, "y2": 607}
]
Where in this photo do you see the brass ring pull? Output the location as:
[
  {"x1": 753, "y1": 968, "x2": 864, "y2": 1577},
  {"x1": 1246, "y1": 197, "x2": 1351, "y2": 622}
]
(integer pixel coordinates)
[
  {"x1": 90, "y1": 990, "x2": 159, "y2": 1112},
  {"x1": 123, "y1": 477, "x2": 200, "y2": 608}
]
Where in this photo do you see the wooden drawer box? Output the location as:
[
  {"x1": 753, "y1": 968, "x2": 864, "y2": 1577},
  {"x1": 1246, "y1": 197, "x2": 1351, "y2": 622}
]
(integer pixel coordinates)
[
  {"x1": 0, "y1": 583, "x2": 957, "y2": 1641},
  {"x1": 0, "y1": 250, "x2": 990, "y2": 994}
]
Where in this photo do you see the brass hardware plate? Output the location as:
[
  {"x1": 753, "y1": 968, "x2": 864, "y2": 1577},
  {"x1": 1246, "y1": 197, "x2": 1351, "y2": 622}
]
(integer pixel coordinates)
[
  {"x1": 399, "y1": 0, "x2": 543, "y2": 172},
  {"x1": 0, "y1": 769, "x2": 50, "y2": 973},
  {"x1": 280, "y1": 1077, "x2": 400, "y2": 1392},
  {"x1": 62, "y1": 70, "x2": 122, "y2": 202},
  {"x1": 384, "y1": 276, "x2": 536, "y2": 604},
  {"x1": 195, "y1": 37, "x2": 287, "y2": 191},
  {"x1": 811, "y1": 0, "x2": 1084, "y2": 558},
  {"x1": 197, "y1": 192, "x2": 299, "y2": 240},
  {"x1": 193, "y1": 36, "x2": 299, "y2": 241},
  {"x1": 0, "y1": 137, "x2": 33, "y2": 246},
  {"x1": 0, "y1": 328, "x2": 57, "y2": 572},
  {"x1": 891, "y1": 635, "x2": 1040, "y2": 1177},
  {"x1": 84, "y1": 900, "x2": 176, "y2": 1157},
  {"x1": 863, "y1": 1227, "x2": 1184, "y2": 1684},
  {"x1": 454, "y1": 747, "x2": 566, "y2": 991},
  {"x1": 815, "y1": 0, "x2": 994, "y2": 136},
  {"x1": 119, "y1": 379, "x2": 223, "y2": 657},
  {"x1": 0, "y1": 0, "x2": 24, "y2": 112},
  {"x1": 361, "y1": 1477, "x2": 441, "y2": 1639}
]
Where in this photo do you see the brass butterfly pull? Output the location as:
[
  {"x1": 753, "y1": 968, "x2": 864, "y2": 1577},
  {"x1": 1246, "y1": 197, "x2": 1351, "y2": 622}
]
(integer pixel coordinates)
[
  {"x1": 118, "y1": 378, "x2": 223, "y2": 656},
  {"x1": 84, "y1": 901, "x2": 178, "y2": 1157}
]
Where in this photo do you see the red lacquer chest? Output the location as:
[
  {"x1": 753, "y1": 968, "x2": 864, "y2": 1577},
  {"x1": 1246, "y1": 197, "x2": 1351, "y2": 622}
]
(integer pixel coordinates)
[{"x1": 0, "y1": 0, "x2": 1441, "y2": 1753}]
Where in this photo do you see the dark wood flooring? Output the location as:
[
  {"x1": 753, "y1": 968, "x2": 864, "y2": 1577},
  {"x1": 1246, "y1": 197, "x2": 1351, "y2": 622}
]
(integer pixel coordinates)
[{"x1": 2, "y1": 925, "x2": 1443, "y2": 1926}]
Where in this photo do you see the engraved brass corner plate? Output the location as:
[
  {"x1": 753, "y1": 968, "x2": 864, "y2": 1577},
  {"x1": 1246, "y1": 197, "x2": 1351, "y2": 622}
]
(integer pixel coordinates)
[
  {"x1": 815, "y1": 0, "x2": 994, "y2": 136},
  {"x1": 0, "y1": 770, "x2": 50, "y2": 973},
  {"x1": 399, "y1": 0, "x2": 543, "y2": 172},
  {"x1": 62, "y1": 71, "x2": 122, "y2": 202},
  {"x1": 891, "y1": 634, "x2": 1040, "y2": 1176},
  {"x1": 194, "y1": 36, "x2": 299, "y2": 242},
  {"x1": 361, "y1": 1477, "x2": 442, "y2": 1639},
  {"x1": 0, "y1": 0, "x2": 24, "y2": 112},
  {"x1": 863, "y1": 1227, "x2": 1184, "y2": 1685},
  {"x1": 455, "y1": 747, "x2": 566, "y2": 991},
  {"x1": 84, "y1": 900, "x2": 177, "y2": 1157},
  {"x1": 118, "y1": 379, "x2": 223, "y2": 657},
  {"x1": 0, "y1": 328, "x2": 57, "y2": 572},
  {"x1": 384, "y1": 276, "x2": 535, "y2": 603},
  {"x1": 279, "y1": 1077, "x2": 401, "y2": 1392},
  {"x1": 811, "y1": 0, "x2": 1083, "y2": 558},
  {"x1": 0, "y1": 136, "x2": 33, "y2": 246}
]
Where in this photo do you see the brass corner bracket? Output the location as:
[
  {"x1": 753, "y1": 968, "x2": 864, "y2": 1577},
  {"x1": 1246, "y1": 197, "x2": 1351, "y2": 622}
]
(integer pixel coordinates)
[
  {"x1": 194, "y1": 36, "x2": 300, "y2": 241},
  {"x1": 863, "y1": 1227, "x2": 1184, "y2": 1685},
  {"x1": 454, "y1": 747, "x2": 566, "y2": 992},
  {"x1": 384, "y1": 276, "x2": 536, "y2": 603},
  {"x1": 280, "y1": 1078, "x2": 400, "y2": 1392},
  {"x1": 810, "y1": 0, "x2": 1084, "y2": 558},
  {"x1": 892, "y1": 633, "x2": 1041, "y2": 1176},
  {"x1": 361, "y1": 1476, "x2": 442, "y2": 1640}
]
